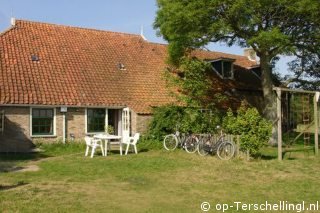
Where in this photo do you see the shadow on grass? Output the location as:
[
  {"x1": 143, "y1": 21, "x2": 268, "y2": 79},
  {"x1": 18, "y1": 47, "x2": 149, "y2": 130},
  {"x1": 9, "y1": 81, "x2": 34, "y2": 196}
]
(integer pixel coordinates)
[
  {"x1": 0, "y1": 152, "x2": 49, "y2": 173},
  {"x1": 138, "y1": 148, "x2": 150, "y2": 153},
  {"x1": 106, "y1": 150, "x2": 137, "y2": 155},
  {"x1": 287, "y1": 157, "x2": 298, "y2": 160},
  {"x1": 0, "y1": 152, "x2": 49, "y2": 161},
  {"x1": 105, "y1": 146, "x2": 159, "y2": 155},
  {"x1": 0, "y1": 181, "x2": 28, "y2": 191},
  {"x1": 103, "y1": 148, "x2": 151, "y2": 156},
  {"x1": 257, "y1": 154, "x2": 278, "y2": 160},
  {"x1": 256, "y1": 145, "x2": 314, "y2": 161},
  {"x1": 257, "y1": 152, "x2": 308, "y2": 161}
]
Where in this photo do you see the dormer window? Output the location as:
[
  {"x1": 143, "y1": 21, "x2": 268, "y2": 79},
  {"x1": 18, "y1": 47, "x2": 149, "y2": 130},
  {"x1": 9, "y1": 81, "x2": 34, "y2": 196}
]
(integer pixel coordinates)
[
  {"x1": 210, "y1": 59, "x2": 234, "y2": 79},
  {"x1": 118, "y1": 63, "x2": 126, "y2": 71},
  {"x1": 31, "y1": 55, "x2": 39, "y2": 62}
]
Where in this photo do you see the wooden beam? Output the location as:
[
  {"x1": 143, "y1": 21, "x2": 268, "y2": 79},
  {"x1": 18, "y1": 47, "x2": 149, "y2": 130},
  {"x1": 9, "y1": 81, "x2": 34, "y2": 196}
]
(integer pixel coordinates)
[
  {"x1": 273, "y1": 87, "x2": 317, "y2": 94},
  {"x1": 276, "y1": 88, "x2": 282, "y2": 161},
  {"x1": 292, "y1": 121, "x2": 314, "y2": 143},
  {"x1": 314, "y1": 94, "x2": 318, "y2": 155}
]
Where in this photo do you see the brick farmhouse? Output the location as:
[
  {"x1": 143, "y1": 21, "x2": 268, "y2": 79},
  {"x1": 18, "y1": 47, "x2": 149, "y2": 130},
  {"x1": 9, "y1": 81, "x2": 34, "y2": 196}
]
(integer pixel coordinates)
[{"x1": 0, "y1": 20, "x2": 262, "y2": 152}]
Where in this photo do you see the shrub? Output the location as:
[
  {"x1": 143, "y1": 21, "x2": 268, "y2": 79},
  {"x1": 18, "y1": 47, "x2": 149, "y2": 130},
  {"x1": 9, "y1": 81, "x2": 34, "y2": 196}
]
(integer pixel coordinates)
[
  {"x1": 148, "y1": 105, "x2": 221, "y2": 140},
  {"x1": 223, "y1": 102, "x2": 272, "y2": 155},
  {"x1": 138, "y1": 135, "x2": 163, "y2": 151},
  {"x1": 105, "y1": 125, "x2": 115, "y2": 134}
]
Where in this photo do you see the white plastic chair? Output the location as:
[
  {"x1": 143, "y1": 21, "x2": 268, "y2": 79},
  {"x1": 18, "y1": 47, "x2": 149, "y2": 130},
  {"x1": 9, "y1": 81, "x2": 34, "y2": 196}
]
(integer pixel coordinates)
[
  {"x1": 84, "y1": 136, "x2": 105, "y2": 158},
  {"x1": 107, "y1": 138, "x2": 123, "y2": 155},
  {"x1": 123, "y1": 133, "x2": 140, "y2": 155}
]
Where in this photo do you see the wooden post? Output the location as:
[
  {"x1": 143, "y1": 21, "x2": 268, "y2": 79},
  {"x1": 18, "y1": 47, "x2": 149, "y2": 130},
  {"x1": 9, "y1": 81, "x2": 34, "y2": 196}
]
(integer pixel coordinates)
[
  {"x1": 236, "y1": 135, "x2": 240, "y2": 157},
  {"x1": 0, "y1": 110, "x2": 4, "y2": 135},
  {"x1": 314, "y1": 93, "x2": 318, "y2": 155},
  {"x1": 276, "y1": 88, "x2": 282, "y2": 161},
  {"x1": 62, "y1": 113, "x2": 66, "y2": 144}
]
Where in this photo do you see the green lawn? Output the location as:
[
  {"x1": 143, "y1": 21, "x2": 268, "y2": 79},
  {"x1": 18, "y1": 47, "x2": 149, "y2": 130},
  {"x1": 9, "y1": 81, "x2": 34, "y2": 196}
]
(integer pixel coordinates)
[{"x1": 0, "y1": 142, "x2": 320, "y2": 213}]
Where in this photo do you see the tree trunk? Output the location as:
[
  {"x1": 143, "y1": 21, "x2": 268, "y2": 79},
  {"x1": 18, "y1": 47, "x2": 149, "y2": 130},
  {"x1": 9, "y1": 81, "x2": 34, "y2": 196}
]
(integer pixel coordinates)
[{"x1": 259, "y1": 52, "x2": 277, "y2": 145}]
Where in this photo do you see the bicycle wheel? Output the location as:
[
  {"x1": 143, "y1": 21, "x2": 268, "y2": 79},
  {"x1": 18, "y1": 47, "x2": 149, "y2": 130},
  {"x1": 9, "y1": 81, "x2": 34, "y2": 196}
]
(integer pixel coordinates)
[
  {"x1": 217, "y1": 141, "x2": 235, "y2": 160},
  {"x1": 180, "y1": 133, "x2": 186, "y2": 144},
  {"x1": 163, "y1": 134, "x2": 178, "y2": 151},
  {"x1": 197, "y1": 137, "x2": 210, "y2": 156},
  {"x1": 184, "y1": 136, "x2": 199, "y2": 153}
]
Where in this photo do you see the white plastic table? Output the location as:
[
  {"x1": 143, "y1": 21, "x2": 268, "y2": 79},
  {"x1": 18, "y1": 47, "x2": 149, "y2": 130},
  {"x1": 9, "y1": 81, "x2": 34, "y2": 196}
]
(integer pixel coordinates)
[{"x1": 93, "y1": 134, "x2": 122, "y2": 156}]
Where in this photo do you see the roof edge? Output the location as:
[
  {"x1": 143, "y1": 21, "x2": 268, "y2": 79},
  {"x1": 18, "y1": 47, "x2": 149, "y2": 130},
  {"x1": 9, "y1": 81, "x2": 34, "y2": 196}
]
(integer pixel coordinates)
[
  {"x1": 0, "y1": 103, "x2": 127, "y2": 108},
  {"x1": 146, "y1": 40, "x2": 256, "y2": 60},
  {"x1": 14, "y1": 19, "x2": 143, "y2": 39},
  {"x1": 10, "y1": 19, "x2": 259, "y2": 64},
  {"x1": 0, "y1": 24, "x2": 16, "y2": 37},
  {"x1": 0, "y1": 103, "x2": 153, "y2": 114}
]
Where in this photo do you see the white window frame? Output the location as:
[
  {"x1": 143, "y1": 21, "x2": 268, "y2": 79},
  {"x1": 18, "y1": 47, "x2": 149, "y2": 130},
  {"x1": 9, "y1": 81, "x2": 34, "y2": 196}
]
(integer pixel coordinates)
[
  {"x1": 85, "y1": 108, "x2": 108, "y2": 135},
  {"x1": 122, "y1": 107, "x2": 130, "y2": 136},
  {"x1": 30, "y1": 107, "x2": 56, "y2": 137},
  {"x1": 210, "y1": 59, "x2": 234, "y2": 79}
]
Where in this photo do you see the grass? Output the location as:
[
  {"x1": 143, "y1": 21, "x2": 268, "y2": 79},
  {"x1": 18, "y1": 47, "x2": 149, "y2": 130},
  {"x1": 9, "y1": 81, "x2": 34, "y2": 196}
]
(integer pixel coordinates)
[{"x1": 1, "y1": 140, "x2": 320, "y2": 212}]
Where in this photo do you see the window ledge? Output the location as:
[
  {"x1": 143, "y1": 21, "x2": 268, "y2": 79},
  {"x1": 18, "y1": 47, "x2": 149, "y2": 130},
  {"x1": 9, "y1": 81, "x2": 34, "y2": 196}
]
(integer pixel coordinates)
[
  {"x1": 31, "y1": 135, "x2": 57, "y2": 138},
  {"x1": 86, "y1": 132, "x2": 106, "y2": 135}
]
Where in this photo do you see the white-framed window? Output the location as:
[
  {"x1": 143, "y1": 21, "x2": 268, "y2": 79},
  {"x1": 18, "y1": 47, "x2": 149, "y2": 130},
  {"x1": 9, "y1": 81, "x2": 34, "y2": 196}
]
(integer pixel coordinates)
[
  {"x1": 85, "y1": 108, "x2": 126, "y2": 135},
  {"x1": 85, "y1": 108, "x2": 108, "y2": 134},
  {"x1": 30, "y1": 107, "x2": 56, "y2": 137},
  {"x1": 210, "y1": 60, "x2": 234, "y2": 79}
]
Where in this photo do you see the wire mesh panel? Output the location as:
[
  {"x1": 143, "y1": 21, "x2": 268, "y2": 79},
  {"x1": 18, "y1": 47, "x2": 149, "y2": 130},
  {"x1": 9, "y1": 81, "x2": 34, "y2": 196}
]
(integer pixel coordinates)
[
  {"x1": 280, "y1": 90, "x2": 316, "y2": 147},
  {"x1": 274, "y1": 87, "x2": 319, "y2": 159}
]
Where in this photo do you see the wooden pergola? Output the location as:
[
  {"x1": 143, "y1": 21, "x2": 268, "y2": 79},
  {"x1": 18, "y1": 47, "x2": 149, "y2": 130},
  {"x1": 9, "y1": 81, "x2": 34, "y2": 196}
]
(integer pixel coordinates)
[{"x1": 275, "y1": 87, "x2": 319, "y2": 160}]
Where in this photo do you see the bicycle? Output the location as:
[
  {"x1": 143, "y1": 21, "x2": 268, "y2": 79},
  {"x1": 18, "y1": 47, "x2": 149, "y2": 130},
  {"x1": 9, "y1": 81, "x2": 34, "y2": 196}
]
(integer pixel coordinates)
[
  {"x1": 197, "y1": 128, "x2": 235, "y2": 160},
  {"x1": 163, "y1": 131, "x2": 199, "y2": 153}
]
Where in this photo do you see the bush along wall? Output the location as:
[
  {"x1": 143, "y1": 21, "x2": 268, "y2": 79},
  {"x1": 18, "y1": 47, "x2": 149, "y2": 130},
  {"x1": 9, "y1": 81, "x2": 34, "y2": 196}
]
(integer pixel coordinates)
[
  {"x1": 223, "y1": 102, "x2": 272, "y2": 156},
  {"x1": 148, "y1": 105, "x2": 221, "y2": 141}
]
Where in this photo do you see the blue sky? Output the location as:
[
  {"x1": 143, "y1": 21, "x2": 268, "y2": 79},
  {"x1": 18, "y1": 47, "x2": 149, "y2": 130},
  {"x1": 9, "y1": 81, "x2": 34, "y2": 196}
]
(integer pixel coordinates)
[{"x1": 0, "y1": 0, "x2": 292, "y2": 75}]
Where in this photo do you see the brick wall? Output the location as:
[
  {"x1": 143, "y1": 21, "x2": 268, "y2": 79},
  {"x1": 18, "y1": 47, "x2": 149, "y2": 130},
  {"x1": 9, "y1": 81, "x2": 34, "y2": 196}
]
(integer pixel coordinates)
[
  {"x1": 66, "y1": 108, "x2": 86, "y2": 140},
  {"x1": 0, "y1": 106, "x2": 153, "y2": 152},
  {"x1": 131, "y1": 111, "x2": 152, "y2": 134},
  {"x1": 0, "y1": 106, "x2": 88, "y2": 152},
  {"x1": 0, "y1": 106, "x2": 33, "y2": 152},
  {"x1": 130, "y1": 111, "x2": 137, "y2": 135}
]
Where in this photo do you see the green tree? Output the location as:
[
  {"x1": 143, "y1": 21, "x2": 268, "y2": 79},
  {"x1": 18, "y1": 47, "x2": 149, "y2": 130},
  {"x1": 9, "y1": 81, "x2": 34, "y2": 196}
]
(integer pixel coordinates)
[
  {"x1": 286, "y1": 48, "x2": 320, "y2": 90},
  {"x1": 165, "y1": 58, "x2": 226, "y2": 108},
  {"x1": 287, "y1": 51, "x2": 320, "y2": 90},
  {"x1": 154, "y1": 0, "x2": 320, "y2": 142},
  {"x1": 286, "y1": 3, "x2": 320, "y2": 89}
]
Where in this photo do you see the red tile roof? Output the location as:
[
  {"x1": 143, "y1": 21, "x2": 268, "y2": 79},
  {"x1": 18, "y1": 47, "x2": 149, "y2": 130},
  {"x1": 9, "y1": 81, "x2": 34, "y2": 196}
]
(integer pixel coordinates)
[{"x1": 0, "y1": 20, "x2": 260, "y2": 114}]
